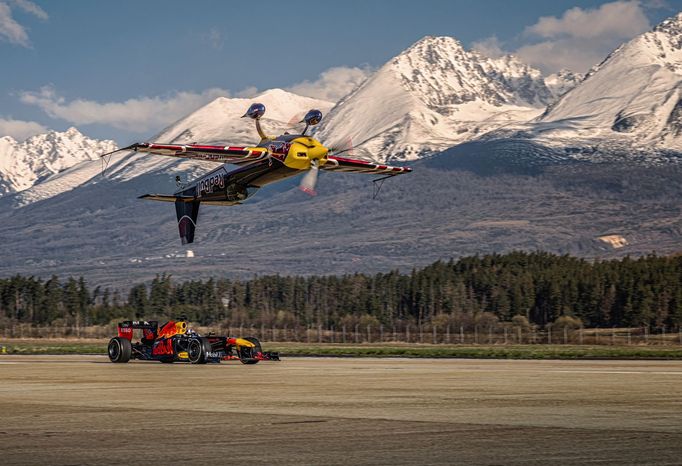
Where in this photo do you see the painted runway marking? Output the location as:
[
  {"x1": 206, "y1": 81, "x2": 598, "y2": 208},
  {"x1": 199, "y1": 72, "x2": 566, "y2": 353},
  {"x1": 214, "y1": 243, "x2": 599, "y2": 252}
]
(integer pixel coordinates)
[{"x1": 550, "y1": 370, "x2": 682, "y2": 375}]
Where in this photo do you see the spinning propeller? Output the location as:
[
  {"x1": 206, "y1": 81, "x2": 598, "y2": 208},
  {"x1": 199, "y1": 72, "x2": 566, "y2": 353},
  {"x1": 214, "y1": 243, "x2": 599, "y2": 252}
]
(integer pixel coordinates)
[
  {"x1": 327, "y1": 136, "x2": 354, "y2": 157},
  {"x1": 296, "y1": 109, "x2": 325, "y2": 195},
  {"x1": 299, "y1": 158, "x2": 320, "y2": 195},
  {"x1": 296, "y1": 134, "x2": 353, "y2": 196}
]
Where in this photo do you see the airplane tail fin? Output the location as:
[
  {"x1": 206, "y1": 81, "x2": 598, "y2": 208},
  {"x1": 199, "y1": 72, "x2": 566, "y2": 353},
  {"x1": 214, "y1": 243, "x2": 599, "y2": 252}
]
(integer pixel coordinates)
[
  {"x1": 175, "y1": 199, "x2": 200, "y2": 245},
  {"x1": 139, "y1": 191, "x2": 200, "y2": 244},
  {"x1": 140, "y1": 193, "x2": 200, "y2": 244}
]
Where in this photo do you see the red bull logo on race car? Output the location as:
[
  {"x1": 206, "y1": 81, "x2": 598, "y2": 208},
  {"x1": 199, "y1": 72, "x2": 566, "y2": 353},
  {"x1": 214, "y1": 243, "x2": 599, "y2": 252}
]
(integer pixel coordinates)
[{"x1": 152, "y1": 339, "x2": 174, "y2": 356}]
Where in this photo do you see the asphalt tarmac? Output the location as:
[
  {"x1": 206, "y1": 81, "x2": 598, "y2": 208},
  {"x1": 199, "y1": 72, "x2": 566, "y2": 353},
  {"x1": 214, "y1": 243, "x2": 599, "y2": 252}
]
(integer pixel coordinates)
[{"x1": 1, "y1": 356, "x2": 682, "y2": 465}]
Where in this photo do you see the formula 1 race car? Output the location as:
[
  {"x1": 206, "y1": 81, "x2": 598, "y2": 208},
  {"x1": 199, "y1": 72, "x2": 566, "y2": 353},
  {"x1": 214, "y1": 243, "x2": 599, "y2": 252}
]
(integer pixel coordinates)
[{"x1": 107, "y1": 319, "x2": 280, "y2": 364}]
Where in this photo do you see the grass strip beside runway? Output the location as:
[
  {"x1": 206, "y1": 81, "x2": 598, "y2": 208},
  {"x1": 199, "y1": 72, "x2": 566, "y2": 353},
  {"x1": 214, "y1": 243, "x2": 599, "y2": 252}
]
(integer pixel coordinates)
[{"x1": 2, "y1": 339, "x2": 682, "y2": 359}]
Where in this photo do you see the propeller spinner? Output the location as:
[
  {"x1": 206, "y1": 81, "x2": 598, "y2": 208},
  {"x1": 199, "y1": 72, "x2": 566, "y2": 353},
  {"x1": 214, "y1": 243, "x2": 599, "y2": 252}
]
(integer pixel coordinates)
[
  {"x1": 294, "y1": 109, "x2": 325, "y2": 195},
  {"x1": 242, "y1": 105, "x2": 331, "y2": 196}
]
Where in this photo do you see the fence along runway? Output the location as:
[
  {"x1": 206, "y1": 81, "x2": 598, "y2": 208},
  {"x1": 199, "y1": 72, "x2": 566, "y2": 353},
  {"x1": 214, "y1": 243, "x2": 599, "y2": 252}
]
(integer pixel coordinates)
[
  {"x1": 7, "y1": 322, "x2": 680, "y2": 347},
  {"x1": 1, "y1": 356, "x2": 682, "y2": 465}
]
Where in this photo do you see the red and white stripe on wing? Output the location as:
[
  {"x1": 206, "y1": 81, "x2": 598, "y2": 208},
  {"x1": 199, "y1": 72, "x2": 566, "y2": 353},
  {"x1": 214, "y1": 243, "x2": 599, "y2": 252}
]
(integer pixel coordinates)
[
  {"x1": 135, "y1": 143, "x2": 268, "y2": 164},
  {"x1": 322, "y1": 156, "x2": 412, "y2": 175}
]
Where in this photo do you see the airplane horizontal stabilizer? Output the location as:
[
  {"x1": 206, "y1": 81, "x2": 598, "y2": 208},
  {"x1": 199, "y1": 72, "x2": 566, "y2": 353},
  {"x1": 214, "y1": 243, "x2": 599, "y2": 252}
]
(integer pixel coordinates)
[{"x1": 138, "y1": 194, "x2": 195, "y2": 203}]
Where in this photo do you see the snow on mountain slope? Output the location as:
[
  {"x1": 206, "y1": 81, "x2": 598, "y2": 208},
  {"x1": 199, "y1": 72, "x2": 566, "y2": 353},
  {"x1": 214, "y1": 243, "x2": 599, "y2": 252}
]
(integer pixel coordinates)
[
  {"x1": 12, "y1": 89, "x2": 333, "y2": 206},
  {"x1": 103, "y1": 88, "x2": 333, "y2": 184},
  {"x1": 532, "y1": 12, "x2": 682, "y2": 152},
  {"x1": 544, "y1": 70, "x2": 584, "y2": 100},
  {"x1": 316, "y1": 36, "x2": 565, "y2": 162},
  {"x1": 156, "y1": 88, "x2": 333, "y2": 147},
  {"x1": 0, "y1": 128, "x2": 117, "y2": 195}
]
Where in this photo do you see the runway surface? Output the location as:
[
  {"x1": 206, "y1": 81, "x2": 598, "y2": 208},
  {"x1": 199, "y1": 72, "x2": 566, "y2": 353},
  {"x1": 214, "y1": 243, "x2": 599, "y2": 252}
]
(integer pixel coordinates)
[{"x1": 1, "y1": 356, "x2": 682, "y2": 465}]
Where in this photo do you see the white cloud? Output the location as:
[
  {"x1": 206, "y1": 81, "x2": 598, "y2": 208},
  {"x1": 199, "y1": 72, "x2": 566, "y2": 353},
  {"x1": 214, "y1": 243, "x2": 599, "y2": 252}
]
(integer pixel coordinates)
[
  {"x1": 0, "y1": 0, "x2": 47, "y2": 47},
  {"x1": 17, "y1": 65, "x2": 372, "y2": 136},
  {"x1": 20, "y1": 86, "x2": 231, "y2": 132},
  {"x1": 234, "y1": 86, "x2": 259, "y2": 98},
  {"x1": 472, "y1": 1, "x2": 652, "y2": 74},
  {"x1": 0, "y1": 117, "x2": 47, "y2": 140},
  {"x1": 287, "y1": 66, "x2": 372, "y2": 102},
  {"x1": 16, "y1": 66, "x2": 371, "y2": 137},
  {"x1": 471, "y1": 36, "x2": 505, "y2": 58},
  {"x1": 516, "y1": 39, "x2": 614, "y2": 74},
  {"x1": 524, "y1": 1, "x2": 650, "y2": 39},
  {"x1": 11, "y1": 0, "x2": 47, "y2": 20},
  {"x1": 0, "y1": 2, "x2": 29, "y2": 46}
]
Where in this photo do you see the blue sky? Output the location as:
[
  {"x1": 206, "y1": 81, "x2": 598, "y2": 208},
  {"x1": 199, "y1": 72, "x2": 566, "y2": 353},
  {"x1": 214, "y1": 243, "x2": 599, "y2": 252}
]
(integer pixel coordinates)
[{"x1": 1, "y1": 0, "x2": 680, "y2": 143}]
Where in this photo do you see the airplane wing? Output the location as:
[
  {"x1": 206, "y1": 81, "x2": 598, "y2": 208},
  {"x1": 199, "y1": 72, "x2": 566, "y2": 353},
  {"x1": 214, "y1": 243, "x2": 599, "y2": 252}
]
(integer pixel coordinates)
[
  {"x1": 115, "y1": 142, "x2": 269, "y2": 165},
  {"x1": 321, "y1": 156, "x2": 412, "y2": 176}
]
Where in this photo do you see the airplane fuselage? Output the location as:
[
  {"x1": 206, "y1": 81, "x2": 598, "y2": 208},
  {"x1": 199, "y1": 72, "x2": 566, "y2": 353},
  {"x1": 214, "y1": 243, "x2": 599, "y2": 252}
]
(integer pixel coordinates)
[
  {"x1": 130, "y1": 103, "x2": 410, "y2": 245},
  {"x1": 176, "y1": 134, "x2": 328, "y2": 205}
]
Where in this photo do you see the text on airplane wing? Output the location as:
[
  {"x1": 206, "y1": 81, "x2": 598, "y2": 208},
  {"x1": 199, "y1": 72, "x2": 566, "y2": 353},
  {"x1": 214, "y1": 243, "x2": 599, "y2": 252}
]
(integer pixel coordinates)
[
  {"x1": 134, "y1": 142, "x2": 269, "y2": 164},
  {"x1": 321, "y1": 156, "x2": 412, "y2": 175}
]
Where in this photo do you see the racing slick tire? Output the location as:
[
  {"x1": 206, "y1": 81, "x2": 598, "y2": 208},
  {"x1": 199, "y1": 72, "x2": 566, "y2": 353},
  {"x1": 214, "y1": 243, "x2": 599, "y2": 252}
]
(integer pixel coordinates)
[
  {"x1": 238, "y1": 337, "x2": 262, "y2": 365},
  {"x1": 108, "y1": 337, "x2": 132, "y2": 363},
  {"x1": 187, "y1": 337, "x2": 211, "y2": 364}
]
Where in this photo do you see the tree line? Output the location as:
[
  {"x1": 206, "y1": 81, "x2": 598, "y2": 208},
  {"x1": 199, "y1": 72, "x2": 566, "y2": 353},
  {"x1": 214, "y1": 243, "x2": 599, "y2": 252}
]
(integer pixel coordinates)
[{"x1": 1, "y1": 251, "x2": 681, "y2": 330}]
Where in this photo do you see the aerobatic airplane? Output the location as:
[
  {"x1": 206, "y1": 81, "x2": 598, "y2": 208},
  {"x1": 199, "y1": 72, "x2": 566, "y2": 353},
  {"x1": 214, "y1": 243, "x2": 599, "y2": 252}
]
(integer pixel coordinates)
[{"x1": 101, "y1": 104, "x2": 412, "y2": 244}]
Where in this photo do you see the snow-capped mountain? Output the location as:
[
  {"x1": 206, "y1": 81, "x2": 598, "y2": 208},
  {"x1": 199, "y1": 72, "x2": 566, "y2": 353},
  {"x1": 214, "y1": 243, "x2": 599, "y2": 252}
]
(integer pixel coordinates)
[
  {"x1": 95, "y1": 88, "x2": 333, "y2": 186},
  {"x1": 0, "y1": 128, "x2": 117, "y2": 195},
  {"x1": 12, "y1": 89, "x2": 333, "y2": 206},
  {"x1": 9, "y1": 13, "x2": 682, "y2": 209},
  {"x1": 544, "y1": 70, "x2": 584, "y2": 100},
  {"x1": 316, "y1": 36, "x2": 571, "y2": 162},
  {"x1": 528, "y1": 12, "x2": 682, "y2": 154},
  {"x1": 157, "y1": 88, "x2": 334, "y2": 146},
  {"x1": 4, "y1": 30, "x2": 682, "y2": 286}
]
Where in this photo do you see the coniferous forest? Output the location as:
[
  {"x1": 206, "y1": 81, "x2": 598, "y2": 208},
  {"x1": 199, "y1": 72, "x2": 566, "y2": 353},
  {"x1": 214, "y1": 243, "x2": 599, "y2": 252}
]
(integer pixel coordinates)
[{"x1": 1, "y1": 252, "x2": 682, "y2": 331}]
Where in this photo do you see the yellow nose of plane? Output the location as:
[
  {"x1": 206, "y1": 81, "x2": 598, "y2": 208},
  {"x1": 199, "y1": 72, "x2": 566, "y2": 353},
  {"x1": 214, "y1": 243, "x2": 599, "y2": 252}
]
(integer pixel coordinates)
[{"x1": 284, "y1": 137, "x2": 329, "y2": 170}]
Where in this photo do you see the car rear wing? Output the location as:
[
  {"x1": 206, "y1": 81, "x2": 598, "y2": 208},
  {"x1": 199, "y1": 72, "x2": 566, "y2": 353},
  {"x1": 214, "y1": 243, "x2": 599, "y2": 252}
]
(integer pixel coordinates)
[{"x1": 117, "y1": 320, "x2": 159, "y2": 340}]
